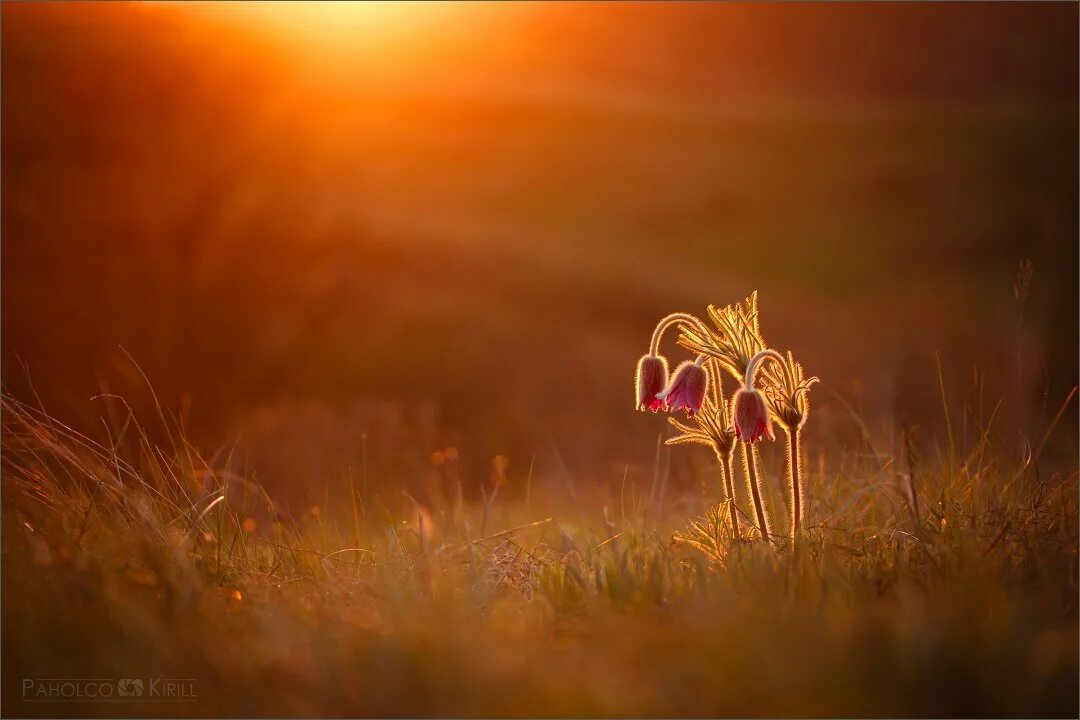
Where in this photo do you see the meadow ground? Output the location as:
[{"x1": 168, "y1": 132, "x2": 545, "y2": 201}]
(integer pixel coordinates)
[{"x1": 2, "y1": 383, "x2": 1076, "y2": 717}]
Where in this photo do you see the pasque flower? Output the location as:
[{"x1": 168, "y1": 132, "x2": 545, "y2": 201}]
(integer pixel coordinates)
[
  {"x1": 733, "y1": 387, "x2": 774, "y2": 443},
  {"x1": 636, "y1": 296, "x2": 819, "y2": 546},
  {"x1": 729, "y1": 347, "x2": 786, "y2": 541},
  {"x1": 635, "y1": 312, "x2": 713, "y2": 415},
  {"x1": 657, "y1": 360, "x2": 708, "y2": 416},
  {"x1": 635, "y1": 354, "x2": 669, "y2": 412}
]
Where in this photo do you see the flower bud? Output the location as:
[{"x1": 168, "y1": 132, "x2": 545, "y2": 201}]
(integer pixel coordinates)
[
  {"x1": 733, "y1": 387, "x2": 774, "y2": 443},
  {"x1": 657, "y1": 361, "x2": 708, "y2": 417},
  {"x1": 635, "y1": 354, "x2": 669, "y2": 412}
]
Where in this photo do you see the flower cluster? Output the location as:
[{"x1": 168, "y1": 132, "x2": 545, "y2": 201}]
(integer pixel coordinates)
[
  {"x1": 634, "y1": 313, "x2": 714, "y2": 417},
  {"x1": 634, "y1": 293, "x2": 819, "y2": 543}
]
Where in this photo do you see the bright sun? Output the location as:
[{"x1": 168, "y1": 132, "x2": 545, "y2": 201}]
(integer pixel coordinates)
[{"x1": 209, "y1": 1, "x2": 466, "y2": 53}]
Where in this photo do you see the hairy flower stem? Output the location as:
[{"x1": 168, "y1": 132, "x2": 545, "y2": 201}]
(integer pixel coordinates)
[
  {"x1": 743, "y1": 348, "x2": 792, "y2": 391},
  {"x1": 741, "y1": 442, "x2": 770, "y2": 542},
  {"x1": 787, "y1": 427, "x2": 803, "y2": 540},
  {"x1": 720, "y1": 451, "x2": 740, "y2": 541},
  {"x1": 649, "y1": 313, "x2": 714, "y2": 357}
]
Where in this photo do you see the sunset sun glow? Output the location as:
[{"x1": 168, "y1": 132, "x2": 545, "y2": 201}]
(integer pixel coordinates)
[{"x1": 206, "y1": 1, "x2": 468, "y2": 53}]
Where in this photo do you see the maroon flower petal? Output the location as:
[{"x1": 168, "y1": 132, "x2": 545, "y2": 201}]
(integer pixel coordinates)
[
  {"x1": 658, "y1": 361, "x2": 708, "y2": 417},
  {"x1": 734, "y1": 388, "x2": 773, "y2": 443},
  {"x1": 635, "y1": 354, "x2": 670, "y2": 411}
]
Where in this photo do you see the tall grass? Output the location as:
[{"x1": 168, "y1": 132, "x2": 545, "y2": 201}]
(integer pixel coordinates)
[{"x1": 2, "y1": 384, "x2": 1077, "y2": 717}]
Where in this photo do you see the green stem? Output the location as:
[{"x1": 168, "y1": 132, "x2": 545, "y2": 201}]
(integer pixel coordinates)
[
  {"x1": 721, "y1": 451, "x2": 740, "y2": 541},
  {"x1": 788, "y1": 427, "x2": 802, "y2": 540},
  {"x1": 741, "y1": 442, "x2": 770, "y2": 542}
]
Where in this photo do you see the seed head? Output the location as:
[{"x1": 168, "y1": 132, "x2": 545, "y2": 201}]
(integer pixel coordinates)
[
  {"x1": 760, "y1": 351, "x2": 819, "y2": 431},
  {"x1": 733, "y1": 387, "x2": 774, "y2": 443},
  {"x1": 657, "y1": 361, "x2": 709, "y2": 417},
  {"x1": 635, "y1": 354, "x2": 670, "y2": 412}
]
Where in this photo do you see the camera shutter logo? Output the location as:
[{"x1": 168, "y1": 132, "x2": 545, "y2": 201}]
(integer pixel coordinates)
[{"x1": 117, "y1": 679, "x2": 144, "y2": 697}]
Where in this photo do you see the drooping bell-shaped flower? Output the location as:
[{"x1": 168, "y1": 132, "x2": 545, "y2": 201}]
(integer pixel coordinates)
[
  {"x1": 657, "y1": 361, "x2": 708, "y2": 417},
  {"x1": 635, "y1": 354, "x2": 669, "y2": 412},
  {"x1": 733, "y1": 387, "x2": 774, "y2": 443}
]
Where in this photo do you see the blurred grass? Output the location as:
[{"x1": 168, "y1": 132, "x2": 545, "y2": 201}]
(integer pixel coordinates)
[{"x1": 2, "y1": 387, "x2": 1076, "y2": 717}]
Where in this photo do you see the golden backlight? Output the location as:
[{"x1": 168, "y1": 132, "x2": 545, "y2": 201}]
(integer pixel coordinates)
[
  {"x1": 3, "y1": 2, "x2": 1079, "y2": 717},
  {"x1": 176, "y1": 0, "x2": 510, "y2": 88},
  {"x1": 195, "y1": 1, "x2": 473, "y2": 54}
]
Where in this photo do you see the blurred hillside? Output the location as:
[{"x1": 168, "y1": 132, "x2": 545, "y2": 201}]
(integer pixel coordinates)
[{"x1": 2, "y1": 2, "x2": 1077, "y2": 512}]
